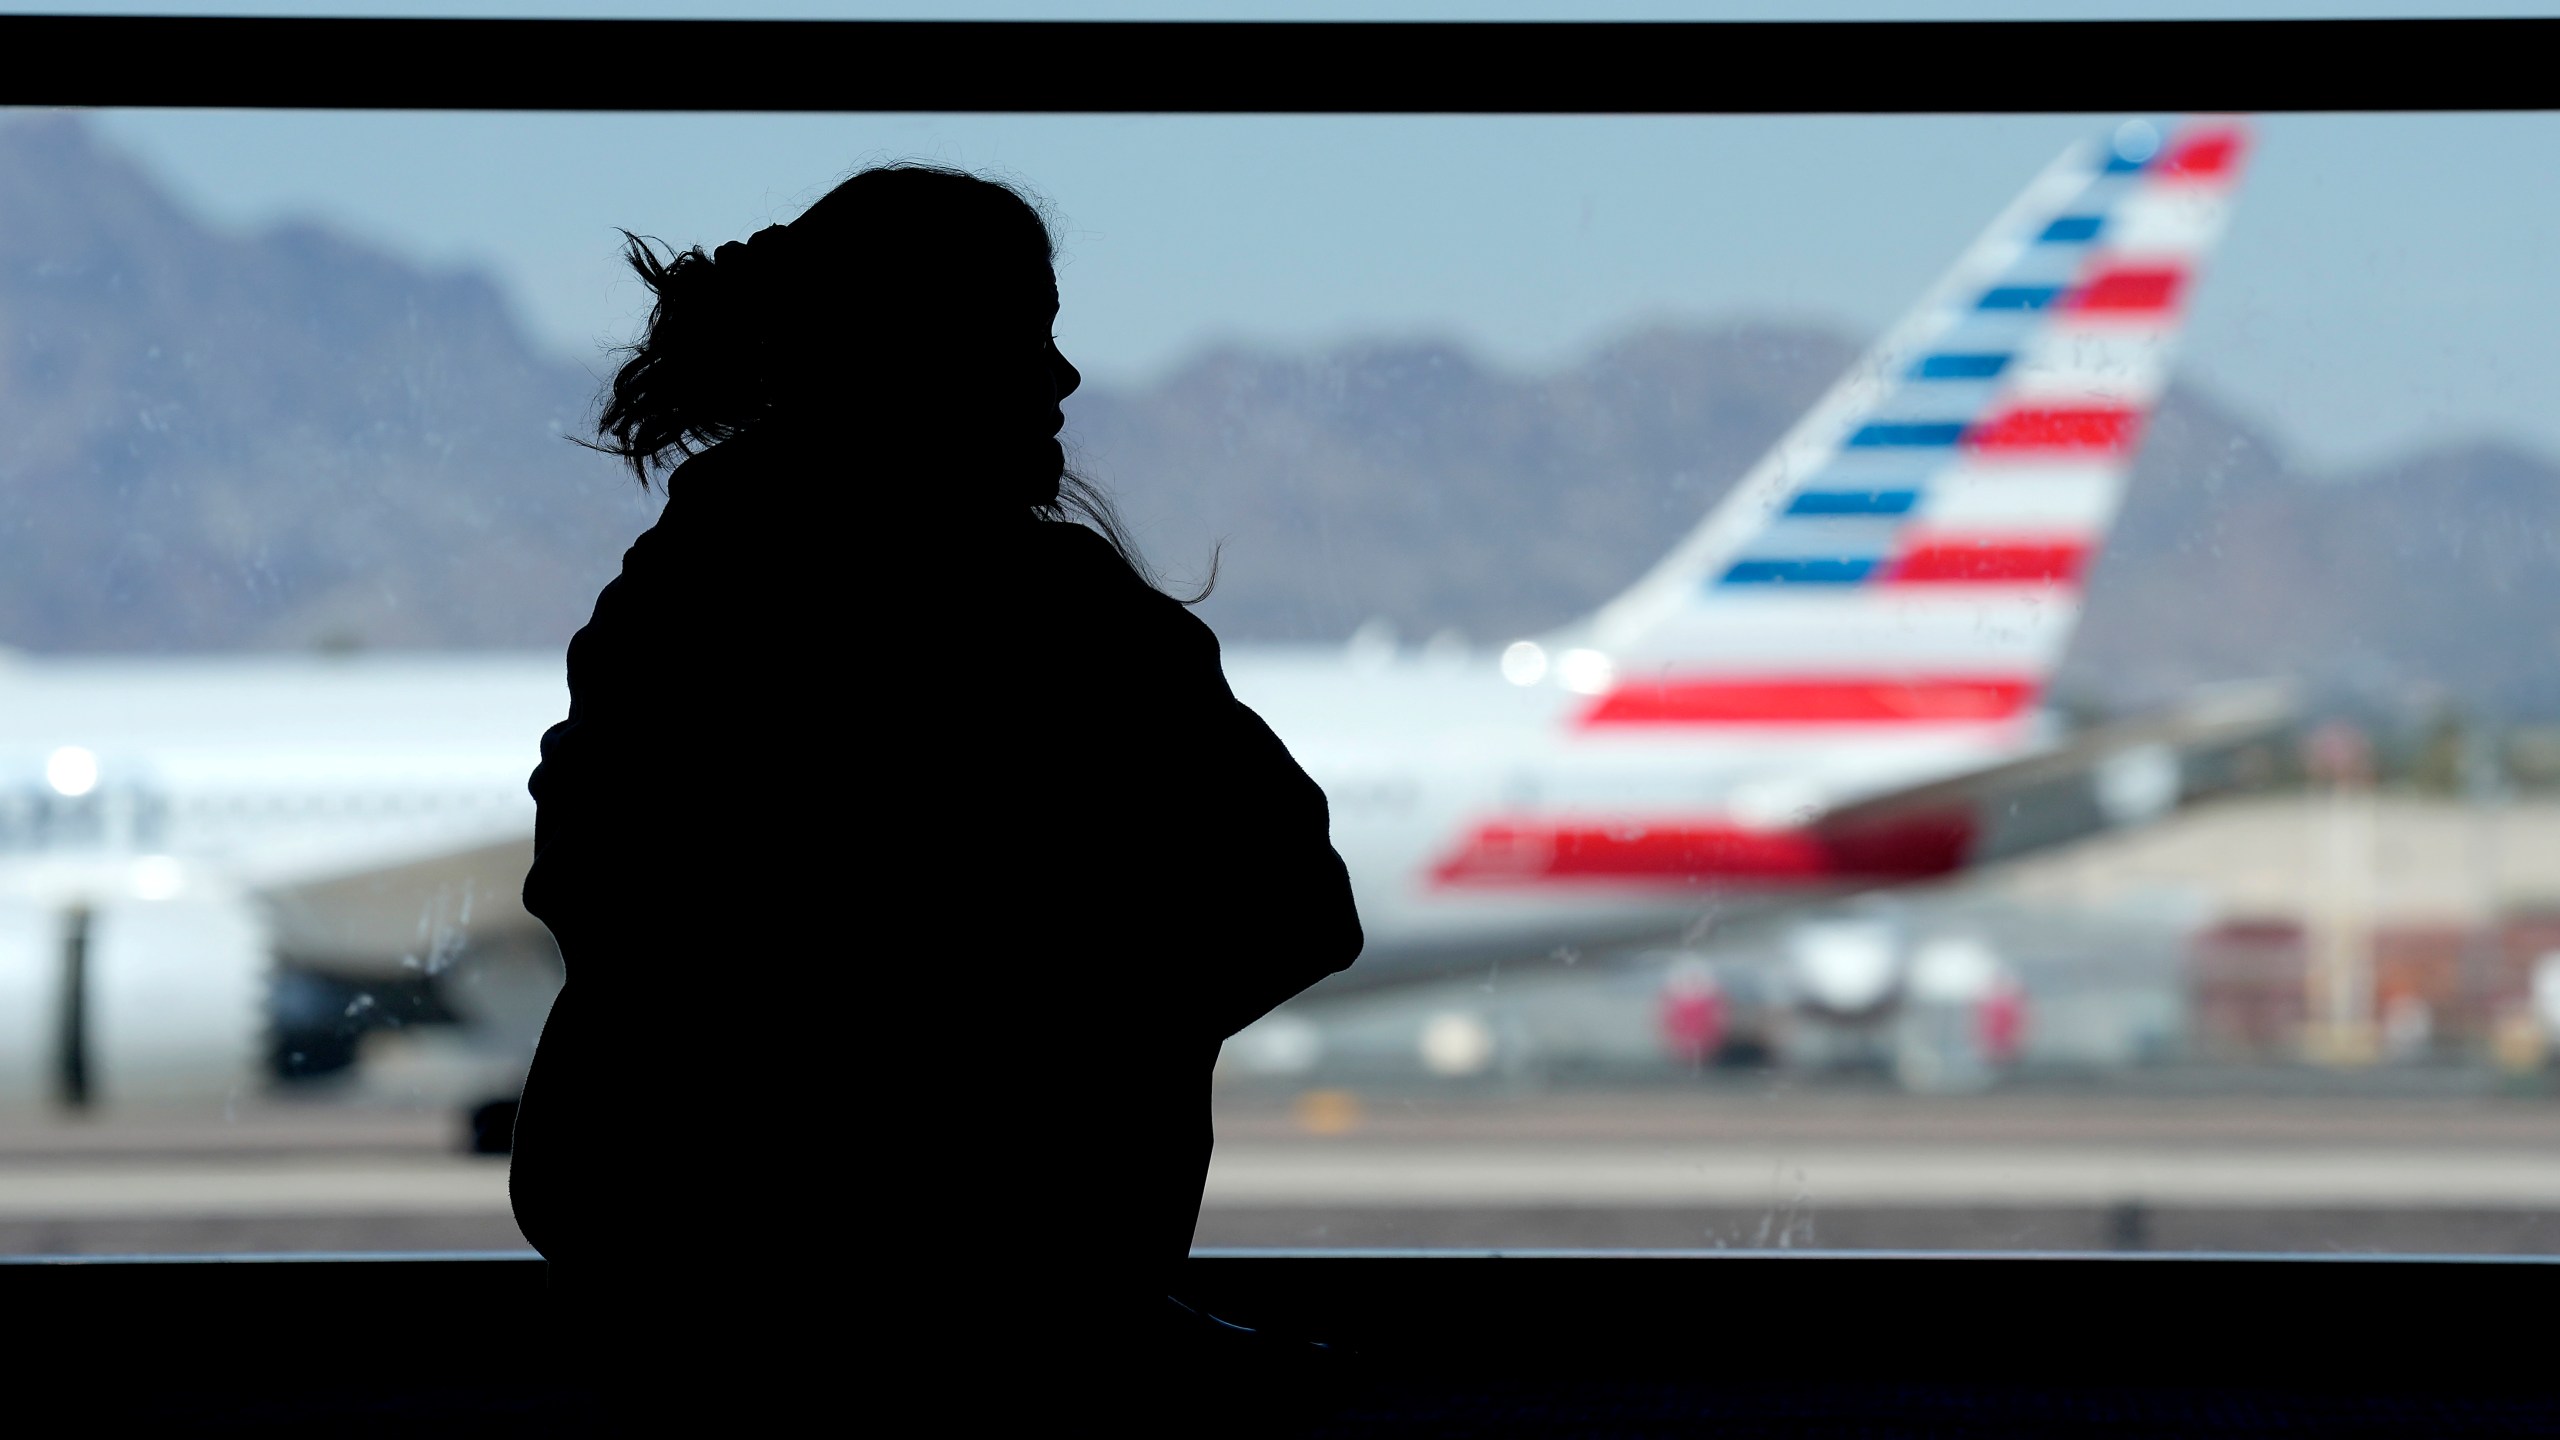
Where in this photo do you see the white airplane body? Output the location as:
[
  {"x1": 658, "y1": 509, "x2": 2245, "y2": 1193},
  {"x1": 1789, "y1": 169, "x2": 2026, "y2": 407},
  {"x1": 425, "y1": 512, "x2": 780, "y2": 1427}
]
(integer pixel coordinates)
[{"x1": 0, "y1": 120, "x2": 2253, "y2": 1105}]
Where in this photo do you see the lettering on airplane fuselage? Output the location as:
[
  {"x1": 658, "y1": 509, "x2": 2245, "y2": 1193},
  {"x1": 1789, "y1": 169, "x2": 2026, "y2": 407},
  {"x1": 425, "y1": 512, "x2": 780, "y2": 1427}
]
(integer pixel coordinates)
[
  {"x1": 1328, "y1": 778, "x2": 1421, "y2": 813},
  {"x1": 0, "y1": 783, "x2": 171, "y2": 853}
]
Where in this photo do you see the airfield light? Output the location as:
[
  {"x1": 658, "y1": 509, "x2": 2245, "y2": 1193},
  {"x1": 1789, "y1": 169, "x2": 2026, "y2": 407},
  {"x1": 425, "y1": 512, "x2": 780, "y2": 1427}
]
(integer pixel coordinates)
[
  {"x1": 45, "y1": 745, "x2": 99, "y2": 798},
  {"x1": 2529, "y1": 955, "x2": 2560, "y2": 1048},
  {"x1": 1232, "y1": 1012, "x2": 1324, "y2": 1076},
  {"x1": 1557, "y1": 648, "x2": 1616, "y2": 696},
  {"x1": 2094, "y1": 742, "x2": 2180, "y2": 825},
  {"x1": 1291, "y1": 1088, "x2": 1365, "y2": 1136},
  {"x1": 1418, "y1": 1010, "x2": 1497, "y2": 1076},
  {"x1": 1788, "y1": 919, "x2": 1900, "y2": 1016},
  {"x1": 1498, "y1": 641, "x2": 1547, "y2": 686},
  {"x1": 1909, "y1": 936, "x2": 2000, "y2": 1004},
  {"x1": 132, "y1": 855, "x2": 184, "y2": 902}
]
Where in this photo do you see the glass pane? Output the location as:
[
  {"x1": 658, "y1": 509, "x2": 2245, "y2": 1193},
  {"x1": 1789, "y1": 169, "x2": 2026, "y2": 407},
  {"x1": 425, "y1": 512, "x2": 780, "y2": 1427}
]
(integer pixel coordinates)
[{"x1": 5, "y1": 109, "x2": 2559, "y2": 1256}]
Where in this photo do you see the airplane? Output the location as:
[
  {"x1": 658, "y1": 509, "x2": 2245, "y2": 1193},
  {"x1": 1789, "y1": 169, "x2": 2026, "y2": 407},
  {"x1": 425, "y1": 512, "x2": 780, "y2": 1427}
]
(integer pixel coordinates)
[
  {"x1": 1243, "y1": 117, "x2": 2265, "y2": 985},
  {"x1": 0, "y1": 117, "x2": 2265, "y2": 1114}
]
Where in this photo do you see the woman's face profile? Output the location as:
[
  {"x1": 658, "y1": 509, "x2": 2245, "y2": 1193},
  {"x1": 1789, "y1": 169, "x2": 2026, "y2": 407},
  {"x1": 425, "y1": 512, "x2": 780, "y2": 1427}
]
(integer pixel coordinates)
[
  {"x1": 836, "y1": 255, "x2": 1078, "y2": 494},
  {"x1": 1029, "y1": 285, "x2": 1080, "y2": 486},
  {"x1": 978, "y1": 273, "x2": 1078, "y2": 491},
  {"x1": 1039, "y1": 285, "x2": 1081, "y2": 428}
]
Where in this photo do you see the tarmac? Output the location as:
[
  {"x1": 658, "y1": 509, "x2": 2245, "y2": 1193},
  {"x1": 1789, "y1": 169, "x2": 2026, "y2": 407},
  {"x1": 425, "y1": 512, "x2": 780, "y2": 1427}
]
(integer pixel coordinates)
[{"x1": 2, "y1": 1086, "x2": 2558, "y2": 1255}]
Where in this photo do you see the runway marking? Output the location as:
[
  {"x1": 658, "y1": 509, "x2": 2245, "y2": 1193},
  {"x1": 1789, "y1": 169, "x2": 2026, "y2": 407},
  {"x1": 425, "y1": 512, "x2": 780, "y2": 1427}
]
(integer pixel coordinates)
[
  {"x1": 0, "y1": 1159, "x2": 511, "y2": 1217},
  {"x1": 6, "y1": 1145, "x2": 2560, "y2": 1220},
  {"x1": 1203, "y1": 1145, "x2": 2560, "y2": 1209}
]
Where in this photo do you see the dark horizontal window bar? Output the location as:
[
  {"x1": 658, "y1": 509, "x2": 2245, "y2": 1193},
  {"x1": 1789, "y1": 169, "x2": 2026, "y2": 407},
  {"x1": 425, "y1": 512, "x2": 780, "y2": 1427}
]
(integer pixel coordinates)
[
  {"x1": 15, "y1": 1252, "x2": 2558, "y2": 1427},
  {"x1": 9, "y1": 1250, "x2": 2559, "y2": 1385},
  {"x1": 0, "y1": 17, "x2": 2552, "y2": 113}
]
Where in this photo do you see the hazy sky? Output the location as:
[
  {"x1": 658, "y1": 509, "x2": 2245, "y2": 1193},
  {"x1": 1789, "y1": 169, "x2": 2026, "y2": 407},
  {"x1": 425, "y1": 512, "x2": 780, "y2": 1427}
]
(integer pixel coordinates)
[{"x1": 18, "y1": 2, "x2": 2560, "y2": 471}]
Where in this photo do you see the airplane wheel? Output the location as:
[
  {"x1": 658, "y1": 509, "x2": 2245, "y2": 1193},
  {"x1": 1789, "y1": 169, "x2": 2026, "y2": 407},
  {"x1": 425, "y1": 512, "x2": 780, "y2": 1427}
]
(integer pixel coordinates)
[{"x1": 465, "y1": 1097, "x2": 519, "y2": 1155}]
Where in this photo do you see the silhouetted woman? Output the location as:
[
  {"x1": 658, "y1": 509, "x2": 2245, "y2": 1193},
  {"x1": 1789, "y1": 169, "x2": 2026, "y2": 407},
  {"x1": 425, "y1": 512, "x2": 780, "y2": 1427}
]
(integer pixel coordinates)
[{"x1": 509, "y1": 165, "x2": 1361, "y2": 1394}]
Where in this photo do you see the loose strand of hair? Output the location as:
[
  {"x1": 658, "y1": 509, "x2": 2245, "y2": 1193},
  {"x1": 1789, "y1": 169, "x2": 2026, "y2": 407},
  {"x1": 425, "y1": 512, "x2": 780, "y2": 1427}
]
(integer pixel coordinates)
[{"x1": 1047, "y1": 470, "x2": 1219, "y2": 606}]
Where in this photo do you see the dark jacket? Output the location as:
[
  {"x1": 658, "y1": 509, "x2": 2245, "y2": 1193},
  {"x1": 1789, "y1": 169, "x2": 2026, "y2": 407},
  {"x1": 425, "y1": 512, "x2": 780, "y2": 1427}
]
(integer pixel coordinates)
[{"x1": 509, "y1": 428, "x2": 1361, "y2": 1299}]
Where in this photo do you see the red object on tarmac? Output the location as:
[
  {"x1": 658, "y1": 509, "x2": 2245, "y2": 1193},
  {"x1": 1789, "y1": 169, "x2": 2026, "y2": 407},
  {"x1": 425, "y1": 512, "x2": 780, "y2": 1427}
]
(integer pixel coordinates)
[
  {"x1": 1977, "y1": 979, "x2": 2027, "y2": 1064},
  {"x1": 1660, "y1": 975, "x2": 1728, "y2": 1065}
]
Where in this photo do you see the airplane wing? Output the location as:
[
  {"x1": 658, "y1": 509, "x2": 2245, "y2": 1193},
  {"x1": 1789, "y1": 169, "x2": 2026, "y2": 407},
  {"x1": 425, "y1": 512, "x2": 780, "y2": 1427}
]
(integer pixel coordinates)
[
  {"x1": 257, "y1": 831, "x2": 536, "y2": 978},
  {"x1": 1813, "y1": 682, "x2": 2294, "y2": 870}
]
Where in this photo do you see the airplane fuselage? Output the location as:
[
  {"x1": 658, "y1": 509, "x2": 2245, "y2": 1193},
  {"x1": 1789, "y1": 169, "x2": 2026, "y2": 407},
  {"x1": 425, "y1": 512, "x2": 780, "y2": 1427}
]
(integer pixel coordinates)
[{"x1": 0, "y1": 645, "x2": 2033, "y2": 983}]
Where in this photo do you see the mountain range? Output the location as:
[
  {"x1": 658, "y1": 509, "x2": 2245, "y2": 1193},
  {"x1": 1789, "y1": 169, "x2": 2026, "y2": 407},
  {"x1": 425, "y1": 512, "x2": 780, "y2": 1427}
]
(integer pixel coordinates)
[{"x1": 4, "y1": 114, "x2": 2556, "y2": 719}]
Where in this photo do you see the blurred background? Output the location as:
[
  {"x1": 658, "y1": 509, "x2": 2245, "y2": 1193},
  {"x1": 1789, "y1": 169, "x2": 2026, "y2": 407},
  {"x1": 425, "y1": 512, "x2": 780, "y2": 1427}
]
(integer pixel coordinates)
[{"x1": 6, "y1": 105, "x2": 2560, "y2": 1254}]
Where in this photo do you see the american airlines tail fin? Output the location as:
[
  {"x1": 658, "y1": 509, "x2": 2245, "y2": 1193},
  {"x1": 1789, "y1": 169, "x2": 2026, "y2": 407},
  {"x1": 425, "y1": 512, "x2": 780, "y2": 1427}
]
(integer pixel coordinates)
[{"x1": 1567, "y1": 119, "x2": 2248, "y2": 730}]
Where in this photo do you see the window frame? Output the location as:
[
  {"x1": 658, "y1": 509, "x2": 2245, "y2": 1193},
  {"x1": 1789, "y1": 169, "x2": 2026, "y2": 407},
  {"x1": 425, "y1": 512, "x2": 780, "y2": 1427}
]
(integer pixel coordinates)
[
  {"x1": 4, "y1": 20, "x2": 2556, "y2": 1398},
  {"x1": 0, "y1": 14, "x2": 2551, "y2": 113}
]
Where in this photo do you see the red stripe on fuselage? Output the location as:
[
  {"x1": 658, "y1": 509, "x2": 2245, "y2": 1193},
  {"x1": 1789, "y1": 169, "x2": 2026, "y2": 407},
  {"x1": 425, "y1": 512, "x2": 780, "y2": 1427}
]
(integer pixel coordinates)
[
  {"x1": 1886, "y1": 537, "x2": 2089, "y2": 585},
  {"x1": 1963, "y1": 406, "x2": 2142, "y2": 455},
  {"x1": 1429, "y1": 811, "x2": 1977, "y2": 888},
  {"x1": 1581, "y1": 676, "x2": 2039, "y2": 726}
]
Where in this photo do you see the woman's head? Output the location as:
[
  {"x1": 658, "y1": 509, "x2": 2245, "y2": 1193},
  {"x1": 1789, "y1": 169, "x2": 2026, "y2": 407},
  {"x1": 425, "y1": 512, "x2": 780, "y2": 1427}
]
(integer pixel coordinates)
[{"x1": 596, "y1": 163, "x2": 1080, "y2": 507}]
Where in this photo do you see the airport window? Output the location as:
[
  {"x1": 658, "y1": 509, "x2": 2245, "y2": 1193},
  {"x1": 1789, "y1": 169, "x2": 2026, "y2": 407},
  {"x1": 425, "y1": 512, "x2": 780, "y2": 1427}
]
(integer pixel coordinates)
[{"x1": 8, "y1": 15, "x2": 2560, "y2": 1264}]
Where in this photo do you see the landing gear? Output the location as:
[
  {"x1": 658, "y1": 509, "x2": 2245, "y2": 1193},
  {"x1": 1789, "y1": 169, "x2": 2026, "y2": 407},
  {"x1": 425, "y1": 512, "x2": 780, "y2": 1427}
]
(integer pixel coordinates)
[{"x1": 464, "y1": 1096, "x2": 518, "y2": 1155}]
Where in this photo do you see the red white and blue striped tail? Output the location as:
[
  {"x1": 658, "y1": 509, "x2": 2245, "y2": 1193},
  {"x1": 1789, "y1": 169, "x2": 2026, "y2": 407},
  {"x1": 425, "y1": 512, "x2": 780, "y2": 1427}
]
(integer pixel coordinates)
[{"x1": 1565, "y1": 119, "x2": 2248, "y2": 733}]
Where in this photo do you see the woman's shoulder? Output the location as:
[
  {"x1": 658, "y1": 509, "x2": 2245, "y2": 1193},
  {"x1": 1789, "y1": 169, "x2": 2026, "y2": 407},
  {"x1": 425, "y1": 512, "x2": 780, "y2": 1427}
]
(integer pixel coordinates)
[
  {"x1": 1027, "y1": 521, "x2": 1205, "y2": 611},
  {"x1": 1012, "y1": 521, "x2": 1223, "y2": 666}
]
